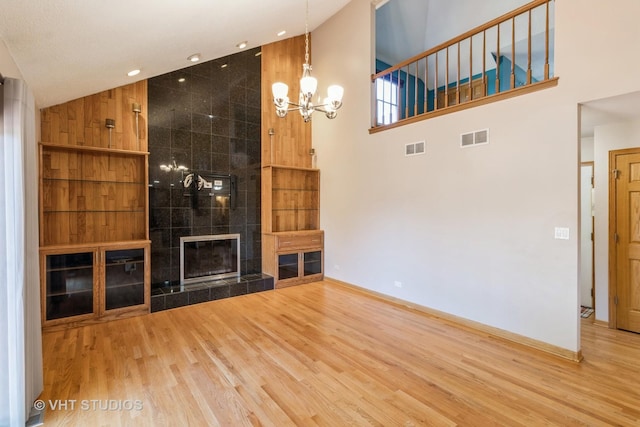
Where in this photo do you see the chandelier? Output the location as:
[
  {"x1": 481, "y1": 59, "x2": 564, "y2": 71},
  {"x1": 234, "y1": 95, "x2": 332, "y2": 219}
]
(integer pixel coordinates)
[{"x1": 271, "y1": 0, "x2": 344, "y2": 122}]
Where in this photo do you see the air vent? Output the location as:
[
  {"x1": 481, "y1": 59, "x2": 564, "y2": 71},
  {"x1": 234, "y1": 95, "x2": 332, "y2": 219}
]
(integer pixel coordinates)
[
  {"x1": 405, "y1": 140, "x2": 426, "y2": 157},
  {"x1": 460, "y1": 128, "x2": 489, "y2": 148}
]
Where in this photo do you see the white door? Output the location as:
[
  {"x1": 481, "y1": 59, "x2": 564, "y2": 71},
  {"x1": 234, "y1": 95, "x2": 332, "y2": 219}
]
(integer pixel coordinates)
[{"x1": 580, "y1": 164, "x2": 594, "y2": 308}]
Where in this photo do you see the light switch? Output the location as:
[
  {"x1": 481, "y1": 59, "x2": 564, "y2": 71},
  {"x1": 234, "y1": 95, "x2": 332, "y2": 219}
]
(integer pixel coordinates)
[{"x1": 554, "y1": 227, "x2": 570, "y2": 240}]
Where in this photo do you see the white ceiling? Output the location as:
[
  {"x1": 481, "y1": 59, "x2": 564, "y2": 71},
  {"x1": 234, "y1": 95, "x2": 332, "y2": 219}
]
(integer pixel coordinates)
[
  {"x1": 375, "y1": 0, "x2": 530, "y2": 66},
  {"x1": 581, "y1": 91, "x2": 640, "y2": 138},
  {"x1": 3, "y1": 0, "x2": 639, "y2": 135},
  {"x1": 0, "y1": 0, "x2": 351, "y2": 108}
]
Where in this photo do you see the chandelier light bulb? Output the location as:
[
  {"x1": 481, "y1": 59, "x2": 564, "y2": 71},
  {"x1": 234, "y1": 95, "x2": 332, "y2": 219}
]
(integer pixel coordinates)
[
  {"x1": 328, "y1": 85, "x2": 344, "y2": 102},
  {"x1": 272, "y1": 82, "x2": 289, "y2": 99},
  {"x1": 300, "y1": 76, "x2": 318, "y2": 96}
]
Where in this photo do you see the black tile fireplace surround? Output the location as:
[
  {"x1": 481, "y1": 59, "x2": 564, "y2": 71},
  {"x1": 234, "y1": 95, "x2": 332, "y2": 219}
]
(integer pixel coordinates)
[
  {"x1": 150, "y1": 273, "x2": 274, "y2": 312},
  {"x1": 148, "y1": 47, "x2": 266, "y2": 308}
]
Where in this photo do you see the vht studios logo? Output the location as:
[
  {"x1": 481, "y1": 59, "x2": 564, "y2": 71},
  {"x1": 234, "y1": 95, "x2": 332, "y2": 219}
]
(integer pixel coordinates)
[{"x1": 33, "y1": 399, "x2": 143, "y2": 411}]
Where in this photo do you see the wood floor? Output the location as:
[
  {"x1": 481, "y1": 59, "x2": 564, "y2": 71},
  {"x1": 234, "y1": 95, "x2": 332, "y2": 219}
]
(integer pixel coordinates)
[{"x1": 40, "y1": 280, "x2": 640, "y2": 426}]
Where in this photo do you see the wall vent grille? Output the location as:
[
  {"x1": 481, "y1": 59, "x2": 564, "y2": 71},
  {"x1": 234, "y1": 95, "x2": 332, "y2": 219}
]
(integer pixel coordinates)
[
  {"x1": 460, "y1": 129, "x2": 489, "y2": 148},
  {"x1": 405, "y1": 141, "x2": 425, "y2": 156}
]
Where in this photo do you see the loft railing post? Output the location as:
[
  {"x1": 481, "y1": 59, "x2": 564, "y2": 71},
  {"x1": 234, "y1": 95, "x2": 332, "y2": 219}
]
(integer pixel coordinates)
[
  {"x1": 404, "y1": 66, "x2": 409, "y2": 119},
  {"x1": 423, "y1": 57, "x2": 428, "y2": 113},
  {"x1": 482, "y1": 30, "x2": 487, "y2": 97},
  {"x1": 545, "y1": 0, "x2": 550, "y2": 80},
  {"x1": 395, "y1": 70, "x2": 401, "y2": 121},
  {"x1": 511, "y1": 18, "x2": 515, "y2": 89},
  {"x1": 434, "y1": 53, "x2": 439, "y2": 110},
  {"x1": 527, "y1": 9, "x2": 532, "y2": 85},
  {"x1": 414, "y1": 61, "x2": 418, "y2": 116},
  {"x1": 468, "y1": 37, "x2": 473, "y2": 101},
  {"x1": 445, "y1": 48, "x2": 449, "y2": 107},
  {"x1": 456, "y1": 43, "x2": 461, "y2": 105},
  {"x1": 371, "y1": 75, "x2": 377, "y2": 127},
  {"x1": 495, "y1": 24, "x2": 501, "y2": 94}
]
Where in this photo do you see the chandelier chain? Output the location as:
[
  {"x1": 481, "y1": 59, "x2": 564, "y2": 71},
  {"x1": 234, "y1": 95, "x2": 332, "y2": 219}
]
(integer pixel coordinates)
[{"x1": 304, "y1": 0, "x2": 310, "y2": 65}]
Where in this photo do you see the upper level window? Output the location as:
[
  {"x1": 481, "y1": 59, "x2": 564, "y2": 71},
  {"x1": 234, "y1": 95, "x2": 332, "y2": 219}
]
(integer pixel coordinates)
[{"x1": 376, "y1": 77, "x2": 399, "y2": 125}]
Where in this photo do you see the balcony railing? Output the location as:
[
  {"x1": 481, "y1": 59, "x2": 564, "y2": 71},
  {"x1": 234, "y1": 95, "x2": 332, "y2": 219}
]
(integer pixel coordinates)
[{"x1": 371, "y1": 0, "x2": 556, "y2": 132}]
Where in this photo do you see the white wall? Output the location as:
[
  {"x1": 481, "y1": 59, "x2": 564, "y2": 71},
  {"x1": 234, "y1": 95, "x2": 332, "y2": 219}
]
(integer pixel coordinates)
[
  {"x1": 581, "y1": 137, "x2": 594, "y2": 163},
  {"x1": 311, "y1": 0, "x2": 640, "y2": 352}
]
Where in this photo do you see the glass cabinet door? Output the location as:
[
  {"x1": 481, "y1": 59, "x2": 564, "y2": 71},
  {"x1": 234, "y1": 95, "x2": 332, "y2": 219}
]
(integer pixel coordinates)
[
  {"x1": 104, "y1": 248, "x2": 145, "y2": 310},
  {"x1": 278, "y1": 253, "x2": 299, "y2": 280},
  {"x1": 303, "y1": 251, "x2": 322, "y2": 276},
  {"x1": 45, "y1": 252, "x2": 95, "y2": 320}
]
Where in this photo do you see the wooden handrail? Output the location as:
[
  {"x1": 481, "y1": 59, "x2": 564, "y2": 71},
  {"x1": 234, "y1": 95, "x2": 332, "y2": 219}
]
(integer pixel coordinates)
[{"x1": 371, "y1": 0, "x2": 549, "y2": 81}]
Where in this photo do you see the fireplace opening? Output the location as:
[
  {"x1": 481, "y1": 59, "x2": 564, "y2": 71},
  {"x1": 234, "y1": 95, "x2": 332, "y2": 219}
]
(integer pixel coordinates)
[{"x1": 180, "y1": 234, "x2": 240, "y2": 285}]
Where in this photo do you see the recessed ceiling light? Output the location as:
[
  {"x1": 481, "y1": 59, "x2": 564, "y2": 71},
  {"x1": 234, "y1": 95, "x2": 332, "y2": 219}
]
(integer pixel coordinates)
[
  {"x1": 236, "y1": 41, "x2": 248, "y2": 49},
  {"x1": 187, "y1": 53, "x2": 200, "y2": 62},
  {"x1": 277, "y1": 30, "x2": 287, "y2": 37},
  {"x1": 127, "y1": 69, "x2": 141, "y2": 77}
]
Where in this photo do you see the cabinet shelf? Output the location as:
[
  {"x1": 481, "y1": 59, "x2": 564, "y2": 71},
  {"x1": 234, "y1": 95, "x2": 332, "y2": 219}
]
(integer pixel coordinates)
[
  {"x1": 43, "y1": 209, "x2": 146, "y2": 214},
  {"x1": 105, "y1": 281, "x2": 144, "y2": 290},
  {"x1": 262, "y1": 166, "x2": 320, "y2": 233},
  {"x1": 46, "y1": 265, "x2": 92, "y2": 273},
  {"x1": 272, "y1": 188, "x2": 319, "y2": 192},
  {"x1": 105, "y1": 259, "x2": 144, "y2": 267},
  {"x1": 272, "y1": 208, "x2": 319, "y2": 212},
  {"x1": 40, "y1": 142, "x2": 149, "y2": 156},
  {"x1": 47, "y1": 288, "x2": 93, "y2": 298},
  {"x1": 43, "y1": 177, "x2": 145, "y2": 185}
]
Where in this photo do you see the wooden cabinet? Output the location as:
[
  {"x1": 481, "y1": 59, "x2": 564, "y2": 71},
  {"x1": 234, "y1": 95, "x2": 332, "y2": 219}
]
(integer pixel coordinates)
[
  {"x1": 261, "y1": 167, "x2": 323, "y2": 287},
  {"x1": 39, "y1": 81, "x2": 149, "y2": 328},
  {"x1": 263, "y1": 231, "x2": 324, "y2": 288},
  {"x1": 41, "y1": 242, "x2": 150, "y2": 328}
]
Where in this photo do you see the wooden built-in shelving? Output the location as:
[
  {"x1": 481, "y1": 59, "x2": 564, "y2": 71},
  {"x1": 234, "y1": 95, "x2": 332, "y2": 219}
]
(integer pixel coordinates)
[
  {"x1": 260, "y1": 36, "x2": 324, "y2": 288},
  {"x1": 39, "y1": 81, "x2": 150, "y2": 328}
]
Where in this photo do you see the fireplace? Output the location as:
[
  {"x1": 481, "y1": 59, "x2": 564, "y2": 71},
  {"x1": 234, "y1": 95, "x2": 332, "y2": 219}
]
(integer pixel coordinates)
[{"x1": 180, "y1": 234, "x2": 240, "y2": 285}]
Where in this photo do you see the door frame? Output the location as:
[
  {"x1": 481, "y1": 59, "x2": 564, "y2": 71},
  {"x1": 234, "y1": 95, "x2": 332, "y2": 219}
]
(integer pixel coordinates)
[{"x1": 580, "y1": 161, "x2": 595, "y2": 310}]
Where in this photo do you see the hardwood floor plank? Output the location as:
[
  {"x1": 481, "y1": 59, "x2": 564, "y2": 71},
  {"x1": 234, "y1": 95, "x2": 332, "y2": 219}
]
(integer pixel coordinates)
[{"x1": 40, "y1": 281, "x2": 640, "y2": 426}]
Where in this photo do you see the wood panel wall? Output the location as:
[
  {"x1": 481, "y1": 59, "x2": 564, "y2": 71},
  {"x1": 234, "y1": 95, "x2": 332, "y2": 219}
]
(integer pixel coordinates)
[
  {"x1": 261, "y1": 35, "x2": 313, "y2": 168},
  {"x1": 41, "y1": 81, "x2": 148, "y2": 151},
  {"x1": 40, "y1": 81, "x2": 148, "y2": 247}
]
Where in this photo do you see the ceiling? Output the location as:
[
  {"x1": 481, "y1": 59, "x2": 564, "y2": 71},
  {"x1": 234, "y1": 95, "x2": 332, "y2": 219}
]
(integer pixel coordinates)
[
  {"x1": 375, "y1": 0, "x2": 531, "y2": 66},
  {"x1": 0, "y1": 0, "x2": 351, "y2": 108},
  {"x1": 581, "y1": 91, "x2": 640, "y2": 138}
]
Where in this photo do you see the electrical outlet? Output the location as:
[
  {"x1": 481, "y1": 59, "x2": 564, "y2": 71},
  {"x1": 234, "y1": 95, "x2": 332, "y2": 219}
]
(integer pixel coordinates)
[{"x1": 554, "y1": 227, "x2": 570, "y2": 240}]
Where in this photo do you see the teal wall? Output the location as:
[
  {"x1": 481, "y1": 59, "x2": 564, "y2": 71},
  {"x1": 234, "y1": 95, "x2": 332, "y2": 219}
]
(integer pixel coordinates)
[{"x1": 376, "y1": 55, "x2": 535, "y2": 119}]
